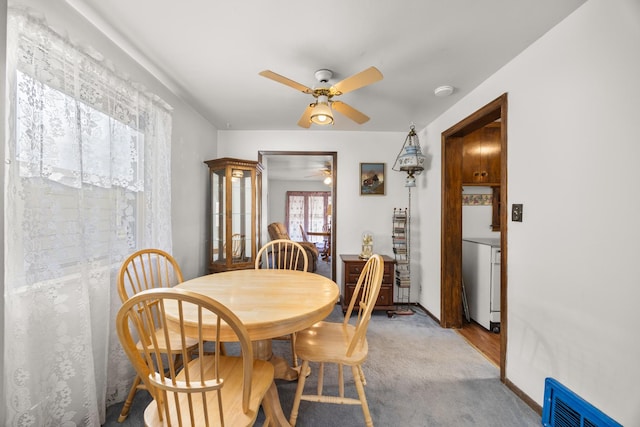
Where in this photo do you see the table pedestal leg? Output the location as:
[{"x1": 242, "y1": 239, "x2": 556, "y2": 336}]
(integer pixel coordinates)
[
  {"x1": 253, "y1": 339, "x2": 299, "y2": 381},
  {"x1": 253, "y1": 340, "x2": 294, "y2": 426},
  {"x1": 261, "y1": 382, "x2": 292, "y2": 427}
]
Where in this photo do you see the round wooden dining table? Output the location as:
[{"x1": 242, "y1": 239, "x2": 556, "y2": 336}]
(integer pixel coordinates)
[
  {"x1": 171, "y1": 269, "x2": 339, "y2": 379},
  {"x1": 165, "y1": 269, "x2": 338, "y2": 427}
]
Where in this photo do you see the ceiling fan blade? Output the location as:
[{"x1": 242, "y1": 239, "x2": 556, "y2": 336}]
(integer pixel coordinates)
[
  {"x1": 332, "y1": 101, "x2": 370, "y2": 124},
  {"x1": 297, "y1": 104, "x2": 314, "y2": 128},
  {"x1": 331, "y1": 66, "x2": 383, "y2": 95},
  {"x1": 259, "y1": 70, "x2": 314, "y2": 94}
]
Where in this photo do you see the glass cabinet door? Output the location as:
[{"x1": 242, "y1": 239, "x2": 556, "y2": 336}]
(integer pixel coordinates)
[
  {"x1": 211, "y1": 168, "x2": 225, "y2": 265},
  {"x1": 206, "y1": 158, "x2": 262, "y2": 273},
  {"x1": 229, "y1": 168, "x2": 251, "y2": 265}
]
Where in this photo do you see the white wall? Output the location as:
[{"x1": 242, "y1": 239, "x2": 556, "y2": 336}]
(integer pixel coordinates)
[
  {"x1": 462, "y1": 186, "x2": 500, "y2": 239},
  {"x1": 14, "y1": 0, "x2": 219, "y2": 279},
  {"x1": 170, "y1": 108, "x2": 218, "y2": 279},
  {"x1": 0, "y1": 0, "x2": 7, "y2": 421},
  {"x1": 419, "y1": 0, "x2": 640, "y2": 424},
  {"x1": 217, "y1": 130, "x2": 418, "y2": 293}
]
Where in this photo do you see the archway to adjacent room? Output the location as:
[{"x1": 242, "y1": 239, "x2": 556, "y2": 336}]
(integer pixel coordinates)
[
  {"x1": 258, "y1": 150, "x2": 337, "y2": 281},
  {"x1": 440, "y1": 93, "x2": 508, "y2": 380}
]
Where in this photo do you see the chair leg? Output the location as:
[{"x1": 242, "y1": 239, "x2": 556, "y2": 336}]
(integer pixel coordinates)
[
  {"x1": 317, "y1": 362, "x2": 324, "y2": 395},
  {"x1": 173, "y1": 353, "x2": 184, "y2": 370},
  {"x1": 195, "y1": 341, "x2": 227, "y2": 358},
  {"x1": 118, "y1": 374, "x2": 143, "y2": 422},
  {"x1": 290, "y1": 333, "x2": 298, "y2": 368},
  {"x1": 351, "y1": 365, "x2": 373, "y2": 427},
  {"x1": 289, "y1": 359, "x2": 310, "y2": 427},
  {"x1": 358, "y1": 365, "x2": 367, "y2": 386}
]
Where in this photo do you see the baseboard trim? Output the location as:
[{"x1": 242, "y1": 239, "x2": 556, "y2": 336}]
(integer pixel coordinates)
[
  {"x1": 505, "y1": 378, "x2": 543, "y2": 416},
  {"x1": 415, "y1": 303, "x2": 440, "y2": 324}
]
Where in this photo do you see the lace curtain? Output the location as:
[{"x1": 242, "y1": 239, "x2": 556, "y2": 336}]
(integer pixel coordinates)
[
  {"x1": 286, "y1": 192, "x2": 329, "y2": 244},
  {"x1": 3, "y1": 10, "x2": 173, "y2": 426},
  {"x1": 308, "y1": 195, "x2": 326, "y2": 233},
  {"x1": 287, "y1": 194, "x2": 305, "y2": 240}
]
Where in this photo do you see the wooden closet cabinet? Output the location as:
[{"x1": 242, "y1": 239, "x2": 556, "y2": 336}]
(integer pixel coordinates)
[
  {"x1": 462, "y1": 122, "x2": 501, "y2": 185},
  {"x1": 340, "y1": 254, "x2": 396, "y2": 312}
]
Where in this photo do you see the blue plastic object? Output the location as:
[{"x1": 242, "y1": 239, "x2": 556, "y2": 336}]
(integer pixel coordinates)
[{"x1": 542, "y1": 378, "x2": 623, "y2": 427}]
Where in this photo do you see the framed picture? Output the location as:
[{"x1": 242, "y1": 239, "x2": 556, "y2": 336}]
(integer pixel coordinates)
[{"x1": 360, "y1": 163, "x2": 385, "y2": 195}]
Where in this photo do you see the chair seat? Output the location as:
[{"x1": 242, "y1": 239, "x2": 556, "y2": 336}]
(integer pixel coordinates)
[
  {"x1": 136, "y1": 327, "x2": 198, "y2": 354},
  {"x1": 144, "y1": 355, "x2": 275, "y2": 427},
  {"x1": 295, "y1": 321, "x2": 369, "y2": 366}
]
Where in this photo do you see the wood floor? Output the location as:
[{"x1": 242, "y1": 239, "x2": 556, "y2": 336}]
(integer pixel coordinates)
[{"x1": 456, "y1": 320, "x2": 500, "y2": 367}]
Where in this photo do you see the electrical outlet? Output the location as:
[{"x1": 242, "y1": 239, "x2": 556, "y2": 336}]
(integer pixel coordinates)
[{"x1": 512, "y1": 204, "x2": 523, "y2": 222}]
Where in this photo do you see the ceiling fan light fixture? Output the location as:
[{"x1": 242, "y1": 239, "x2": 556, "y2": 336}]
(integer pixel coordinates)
[
  {"x1": 310, "y1": 96, "x2": 334, "y2": 125},
  {"x1": 259, "y1": 66, "x2": 383, "y2": 127}
]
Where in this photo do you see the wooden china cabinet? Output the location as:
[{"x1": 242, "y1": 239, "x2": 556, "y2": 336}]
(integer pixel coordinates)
[{"x1": 204, "y1": 157, "x2": 263, "y2": 273}]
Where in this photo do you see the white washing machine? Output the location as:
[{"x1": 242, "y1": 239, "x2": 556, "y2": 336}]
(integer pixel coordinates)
[{"x1": 462, "y1": 238, "x2": 501, "y2": 332}]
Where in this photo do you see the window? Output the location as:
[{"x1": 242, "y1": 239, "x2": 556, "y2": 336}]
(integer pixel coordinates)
[
  {"x1": 286, "y1": 191, "x2": 330, "y2": 244},
  {"x1": 14, "y1": 71, "x2": 145, "y2": 276},
  {"x1": 4, "y1": 10, "x2": 173, "y2": 425}
]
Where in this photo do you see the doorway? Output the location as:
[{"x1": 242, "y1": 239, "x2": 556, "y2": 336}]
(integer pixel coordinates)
[
  {"x1": 258, "y1": 151, "x2": 337, "y2": 281},
  {"x1": 440, "y1": 93, "x2": 507, "y2": 380}
]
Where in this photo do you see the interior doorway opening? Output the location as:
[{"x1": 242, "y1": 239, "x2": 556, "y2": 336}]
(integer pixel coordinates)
[
  {"x1": 258, "y1": 151, "x2": 337, "y2": 281},
  {"x1": 440, "y1": 93, "x2": 507, "y2": 380}
]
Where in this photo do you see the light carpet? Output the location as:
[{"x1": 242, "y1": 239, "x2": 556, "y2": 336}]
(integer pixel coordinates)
[
  {"x1": 103, "y1": 305, "x2": 541, "y2": 426},
  {"x1": 314, "y1": 257, "x2": 332, "y2": 279}
]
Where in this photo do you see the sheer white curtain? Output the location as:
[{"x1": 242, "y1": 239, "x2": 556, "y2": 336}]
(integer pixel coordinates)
[
  {"x1": 308, "y1": 195, "x2": 325, "y2": 233},
  {"x1": 3, "y1": 10, "x2": 173, "y2": 426},
  {"x1": 286, "y1": 191, "x2": 329, "y2": 244},
  {"x1": 287, "y1": 194, "x2": 305, "y2": 240}
]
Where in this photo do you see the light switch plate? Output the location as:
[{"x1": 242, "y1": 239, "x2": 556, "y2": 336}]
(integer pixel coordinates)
[{"x1": 512, "y1": 204, "x2": 523, "y2": 222}]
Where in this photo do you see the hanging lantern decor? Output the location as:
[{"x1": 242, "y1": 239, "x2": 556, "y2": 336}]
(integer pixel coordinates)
[{"x1": 392, "y1": 124, "x2": 426, "y2": 187}]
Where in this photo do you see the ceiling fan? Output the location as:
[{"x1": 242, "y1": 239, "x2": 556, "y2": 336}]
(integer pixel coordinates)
[
  {"x1": 259, "y1": 66, "x2": 383, "y2": 128},
  {"x1": 302, "y1": 162, "x2": 333, "y2": 185},
  {"x1": 305, "y1": 162, "x2": 332, "y2": 179}
]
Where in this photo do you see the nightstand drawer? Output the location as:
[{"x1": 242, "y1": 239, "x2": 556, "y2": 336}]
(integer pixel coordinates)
[
  {"x1": 347, "y1": 260, "x2": 393, "y2": 274},
  {"x1": 346, "y1": 260, "x2": 394, "y2": 283},
  {"x1": 343, "y1": 284, "x2": 392, "y2": 309},
  {"x1": 340, "y1": 254, "x2": 396, "y2": 312},
  {"x1": 347, "y1": 272, "x2": 393, "y2": 284},
  {"x1": 377, "y1": 286, "x2": 393, "y2": 306}
]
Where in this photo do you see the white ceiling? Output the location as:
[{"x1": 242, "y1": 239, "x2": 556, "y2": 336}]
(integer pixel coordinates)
[{"x1": 66, "y1": 0, "x2": 586, "y2": 132}]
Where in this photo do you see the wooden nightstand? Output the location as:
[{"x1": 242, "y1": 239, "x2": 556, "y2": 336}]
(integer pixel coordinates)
[{"x1": 340, "y1": 254, "x2": 396, "y2": 312}]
